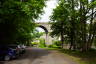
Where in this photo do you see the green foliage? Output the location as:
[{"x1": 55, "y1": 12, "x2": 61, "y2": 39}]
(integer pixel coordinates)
[
  {"x1": 48, "y1": 41, "x2": 61, "y2": 48},
  {"x1": 0, "y1": 0, "x2": 46, "y2": 44},
  {"x1": 50, "y1": 0, "x2": 96, "y2": 51},
  {"x1": 31, "y1": 42, "x2": 38, "y2": 45},
  {"x1": 59, "y1": 48, "x2": 96, "y2": 64},
  {"x1": 38, "y1": 38, "x2": 46, "y2": 48},
  {"x1": 48, "y1": 44, "x2": 57, "y2": 48},
  {"x1": 53, "y1": 40, "x2": 62, "y2": 46},
  {"x1": 31, "y1": 30, "x2": 44, "y2": 39}
]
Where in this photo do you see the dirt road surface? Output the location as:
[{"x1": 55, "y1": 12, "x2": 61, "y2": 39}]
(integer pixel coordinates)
[{"x1": 0, "y1": 47, "x2": 77, "y2": 64}]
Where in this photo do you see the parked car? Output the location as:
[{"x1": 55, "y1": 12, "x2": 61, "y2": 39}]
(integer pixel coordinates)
[
  {"x1": 8, "y1": 45, "x2": 21, "y2": 55},
  {"x1": 9, "y1": 44, "x2": 26, "y2": 54},
  {"x1": 19, "y1": 44, "x2": 26, "y2": 54},
  {"x1": 0, "y1": 45, "x2": 17, "y2": 61}
]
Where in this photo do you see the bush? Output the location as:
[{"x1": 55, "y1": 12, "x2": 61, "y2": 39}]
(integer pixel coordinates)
[
  {"x1": 31, "y1": 42, "x2": 38, "y2": 45},
  {"x1": 38, "y1": 38, "x2": 46, "y2": 48},
  {"x1": 48, "y1": 44, "x2": 61, "y2": 48},
  {"x1": 48, "y1": 45, "x2": 54, "y2": 48},
  {"x1": 53, "y1": 41, "x2": 62, "y2": 46},
  {"x1": 47, "y1": 41, "x2": 62, "y2": 48}
]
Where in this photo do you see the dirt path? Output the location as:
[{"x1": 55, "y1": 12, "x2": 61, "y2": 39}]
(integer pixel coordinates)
[{"x1": 0, "y1": 47, "x2": 78, "y2": 64}]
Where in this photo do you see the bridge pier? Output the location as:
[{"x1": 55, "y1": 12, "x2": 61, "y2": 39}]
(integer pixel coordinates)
[{"x1": 36, "y1": 22, "x2": 55, "y2": 45}]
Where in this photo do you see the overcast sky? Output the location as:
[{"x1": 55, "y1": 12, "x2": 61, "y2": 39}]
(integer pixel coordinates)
[{"x1": 36, "y1": 0, "x2": 58, "y2": 22}]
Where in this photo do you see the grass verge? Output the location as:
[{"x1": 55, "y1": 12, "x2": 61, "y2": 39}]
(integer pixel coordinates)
[
  {"x1": 58, "y1": 49, "x2": 96, "y2": 64},
  {"x1": 39, "y1": 47, "x2": 96, "y2": 64}
]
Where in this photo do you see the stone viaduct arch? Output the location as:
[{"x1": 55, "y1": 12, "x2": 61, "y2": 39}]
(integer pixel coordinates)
[
  {"x1": 36, "y1": 22, "x2": 53, "y2": 45},
  {"x1": 38, "y1": 25, "x2": 48, "y2": 34}
]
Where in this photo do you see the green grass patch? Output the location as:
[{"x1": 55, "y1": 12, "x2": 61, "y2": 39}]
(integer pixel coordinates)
[
  {"x1": 45, "y1": 47, "x2": 60, "y2": 50},
  {"x1": 38, "y1": 46, "x2": 59, "y2": 50},
  {"x1": 58, "y1": 49, "x2": 96, "y2": 64},
  {"x1": 42, "y1": 46, "x2": 96, "y2": 64}
]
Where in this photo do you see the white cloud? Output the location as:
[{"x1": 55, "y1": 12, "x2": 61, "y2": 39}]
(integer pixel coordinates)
[{"x1": 36, "y1": 0, "x2": 58, "y2": 22}]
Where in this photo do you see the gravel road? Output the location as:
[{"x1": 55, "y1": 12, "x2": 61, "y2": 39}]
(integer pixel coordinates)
[{"x1": 0, "y1": 47, "x2": 77, "y2": 64}]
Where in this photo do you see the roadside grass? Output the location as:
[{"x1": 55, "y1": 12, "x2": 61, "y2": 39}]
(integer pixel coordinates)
[
  {"x1": 58, "y1": 49, "x2": 96, "y2": 64},
  {"x1": 39, "y1": 46, "x2": 96, "y2": 64},
  {"x1": 45, "y1": 47, "x2": 59, "y2": 50},
  {"x1": 39, "y1": 46, "x2": 59, "y2": 50}
]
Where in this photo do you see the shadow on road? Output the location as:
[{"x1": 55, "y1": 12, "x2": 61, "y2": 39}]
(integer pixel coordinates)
[
  {"x1": 15, "y1": 47, "x2": 51, "y2": 64},
  {"x1": 18, "y1": 47, "x2": 50, "y2": 60},
  {"x1": 0, "y1": 62, "x2": 4, "y2": 64},
  {"x1": 0, "y1": 47, "x2": 50, "y2": 64}
]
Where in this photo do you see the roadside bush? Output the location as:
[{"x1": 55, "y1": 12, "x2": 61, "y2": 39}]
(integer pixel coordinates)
[
  {"x1": 48, "y1": 44, "x2": 57, "y2": 48},
  {"x1": 48, "y1": 41, "x2": 62, "y2": 48},
  {"x1": 31, "y1": 42, "x2": 38, "y2": 46},
  {"x1": 53, "y1": 41, "x2": 62, "y2": 46},
  {"x1": 48, "y1": 44, "x2": 61, "y2": 48},
  {"x1": 38, "y1": 38, "x2": 46, "y2": 48}
]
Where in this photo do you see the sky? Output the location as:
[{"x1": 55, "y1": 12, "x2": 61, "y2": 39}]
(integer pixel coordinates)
[
  {"x1": 36, "y1": 0, "x2": 58, "y2": 22},
  {"x1": 36, "y1": 0, "x2": 58, "y2": 32}
]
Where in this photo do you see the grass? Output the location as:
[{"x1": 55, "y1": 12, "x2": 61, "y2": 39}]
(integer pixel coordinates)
[
  {"x1": 39, "y1": 46, "x2": 96, "y2": 64},
  {"x1": 39, "y1": 46, "x2": 59, "y2": 50},
  {"x1": 58, "y1": 49, "x2": 96, "y2": 64},
  {"x1": 45, "y1": 47, "x2": 59, "y2": 50}
]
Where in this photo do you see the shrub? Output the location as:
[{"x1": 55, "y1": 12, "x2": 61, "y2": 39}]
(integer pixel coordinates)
[
  {"x1": 48, "y1": 44, "x2": 61, "y2": 48},
  {"x1": 53, "y1": 40, "x2": 62, "y2": 46},
  {"x1": 31, "y1": 42, "x2": 38, "y2": 46},
  {"x1": 38, "y1": 38, "x2": 46, "y2": 48}
]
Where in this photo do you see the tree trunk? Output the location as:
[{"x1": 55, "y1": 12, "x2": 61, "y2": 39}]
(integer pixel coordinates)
[
  {"x1": 88, "y1": 30, "x2": 95, "y2": 49},
  {"x1": 69, "y1": 25, "x2": 75, "y2": 50},
  {"x1": 61, "y1": 31, "x2": 64, "y2": 48},
  {"x1": 71, "y1": 0, "x2": 76, "y2": 50},
  {"x1": 87, "y1": 8, "x2": 94, "y2": 50}
]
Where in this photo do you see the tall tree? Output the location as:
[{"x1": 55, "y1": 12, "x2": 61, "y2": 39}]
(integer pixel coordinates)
[
  {"x1": 50, "y1": 0, "x2": 70, "y2": 48},
  {"x1": 50, "y1": 0, "x2": 96, "y2": 51},
  {"x1": 0, "y1": 0, "x2": 46, "y2": 44}
]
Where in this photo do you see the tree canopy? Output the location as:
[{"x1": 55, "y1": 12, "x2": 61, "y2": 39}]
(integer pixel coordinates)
[
  {"x1": 50, "y1": 0, "x2": 96, "y2": 51},
  {"x1": 0, "y1": 0, "x2": 46, "y2": 44}
]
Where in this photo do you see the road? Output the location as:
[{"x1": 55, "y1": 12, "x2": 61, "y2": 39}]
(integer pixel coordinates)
[{"x1": 0, "y1": 47, "x2": 77, "y2": 64}]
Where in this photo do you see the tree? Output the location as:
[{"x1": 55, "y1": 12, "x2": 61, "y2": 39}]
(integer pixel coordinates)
[
  {"x1": 50, "y1": 0, "x2": 70, "y2": 48},
  {"x1": 0, "y1": 0, "x2": 46, "y2": 44},
  {"x1": 50, "y1": 0, "x2": 96, "y2": 51}
]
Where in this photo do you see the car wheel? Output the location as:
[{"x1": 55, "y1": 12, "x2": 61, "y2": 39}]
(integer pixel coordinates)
[{"x1": 4, "y1": 55, "x2": 11, "y2": 61}]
